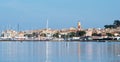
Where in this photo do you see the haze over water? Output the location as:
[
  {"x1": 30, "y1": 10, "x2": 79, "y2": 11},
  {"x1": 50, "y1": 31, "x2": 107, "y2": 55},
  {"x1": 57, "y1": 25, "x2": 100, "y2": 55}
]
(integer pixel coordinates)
[{"x1": 0, "y1": 41, "x2": 120, "y2": 62}]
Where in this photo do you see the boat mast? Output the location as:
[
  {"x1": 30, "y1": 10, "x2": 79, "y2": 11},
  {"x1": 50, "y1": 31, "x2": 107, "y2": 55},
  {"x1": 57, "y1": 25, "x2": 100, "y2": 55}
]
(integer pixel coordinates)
[
  {"x1": 17, "y1": 24, "x2": 19, "y2": 32},
  {"x1": 46, "y1": 19, "x2": 49, "y2": 38},
  {"x1": 46, "y1": 19, "x2": 48, "y2": 30},
  {"x1": 45, "y1": 19, "x2": 51, "y2": 62}
]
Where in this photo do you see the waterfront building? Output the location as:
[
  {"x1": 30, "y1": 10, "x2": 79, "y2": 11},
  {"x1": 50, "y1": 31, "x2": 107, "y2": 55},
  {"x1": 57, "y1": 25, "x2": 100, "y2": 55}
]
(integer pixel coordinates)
[
  {"x1": 85, "y1": 28, "x2": 93, "y2": 36},
  {"x1": 1, "y1": 30, "x2": 17, "y2": 39},
  {"x1": 114, "y1": 33, "x2": 119, "y2": 36},
  {"x1": 15, "y1": 32, "x2": 26, "y2": 40},
  {"x1": 41, "y1": 29, "x2": 57, "y2": 36},
  {"x1": 60, "y1": 27, "x2": 76, "y2": 35},
  {"x1": 69, "y1": 27, "x2": 76, "y2": 32}
]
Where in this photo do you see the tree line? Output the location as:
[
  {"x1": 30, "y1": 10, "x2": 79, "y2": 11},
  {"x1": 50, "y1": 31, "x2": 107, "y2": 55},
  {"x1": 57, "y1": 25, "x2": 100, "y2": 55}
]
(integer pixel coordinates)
[
  {"x1": 53, "y1": 31, "x2": 86, "y2": 38},
  {"x1": 104, "y1": 20, "x2": 120, "y2": 28}
]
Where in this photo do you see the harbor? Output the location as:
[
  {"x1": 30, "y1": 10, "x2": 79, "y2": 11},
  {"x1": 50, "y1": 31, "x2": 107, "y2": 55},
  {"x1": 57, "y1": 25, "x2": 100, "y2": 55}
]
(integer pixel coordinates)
[
  {"x1": 0, "y1": 0, "x2": 120, "y2": 62},
  {"x1": 0, "y1": 21, "x2": 120, "y2": 42}
]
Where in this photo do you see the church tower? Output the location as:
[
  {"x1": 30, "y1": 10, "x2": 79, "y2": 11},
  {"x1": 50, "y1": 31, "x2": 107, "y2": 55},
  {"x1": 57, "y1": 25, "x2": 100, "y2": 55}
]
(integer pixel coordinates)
[{"x1": 77, "y1": 21, "x2": 81, "y2": 31}]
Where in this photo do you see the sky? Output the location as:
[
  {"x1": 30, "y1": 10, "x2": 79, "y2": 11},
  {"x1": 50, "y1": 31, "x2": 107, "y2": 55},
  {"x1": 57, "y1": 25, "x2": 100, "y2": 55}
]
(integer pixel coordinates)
[{"x1": 0, "y1": 0, "x2": 120, "y2": 30}]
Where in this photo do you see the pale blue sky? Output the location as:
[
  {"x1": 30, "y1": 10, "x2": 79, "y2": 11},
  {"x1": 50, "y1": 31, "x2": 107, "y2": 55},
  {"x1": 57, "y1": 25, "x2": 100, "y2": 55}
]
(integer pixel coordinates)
[{"x1": 0, "y1": 0, "x2": 120, "y2": 30}]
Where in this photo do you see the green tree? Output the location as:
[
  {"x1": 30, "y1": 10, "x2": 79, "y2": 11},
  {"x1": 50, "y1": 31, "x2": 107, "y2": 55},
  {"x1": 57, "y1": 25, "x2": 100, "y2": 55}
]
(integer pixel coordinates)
[
  {"x1": 92, "y1": 33, "x2": 102, "y2": 36},
  {"x1": 106, "y1": 33, "x2": 114, "y2": 36},
  {"x1": 76, "y1": 31, "x2": 86, "y2": 37},
  {"x1": 40, "y1": 33, "x2": 46, "y2": 37},
  {"x1": 32, "y1": 32, "x2": 39, "y2": 37},
  {"x1": 104, "y1": 25, "x2": 115, "y2": 29},
  {"x1": 1, "y1": 34, "x2": 4, "y2": 37},
  {"x1": 68, "y1": 32, "x2": 76, "y2": 38},
  {"x1": 104, "y1": 20, "x2": 120, "y2": 29},
  {"x1": 92, "y1": 33, "x2": 98, "y2": 36},
  {"x1": 53, "y1": 32, "x2": 60, "y2": 38},
  {"x1": 114, "y1": 20, "x2": 120, "y2": 27},
  {"x1": 24, "y1": 34, "x2": 33, "y2": 37},
  {"x1": 61, "y1": 34, "x2": 66, "y2": 38}
]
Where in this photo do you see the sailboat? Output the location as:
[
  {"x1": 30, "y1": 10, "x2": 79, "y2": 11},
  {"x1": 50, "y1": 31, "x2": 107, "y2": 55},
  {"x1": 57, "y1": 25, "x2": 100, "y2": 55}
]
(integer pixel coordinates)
[{"x1": 45, "y1": 19, "x2": 53, "y2": 41}]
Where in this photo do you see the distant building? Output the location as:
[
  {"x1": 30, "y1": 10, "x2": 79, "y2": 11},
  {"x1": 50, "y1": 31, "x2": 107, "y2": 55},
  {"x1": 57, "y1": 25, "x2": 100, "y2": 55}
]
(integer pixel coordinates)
[
  {"x1": 85, "y1": 28, "x2": 93, "y2": 36},
  {"x1": 1, "y1": 30, "x2": 17, "y2": 38},
  {"x1": 15, "y1": 32, "x2": 26, "y2": 40},
  {"x1": 41, "y1": 29, "x2": 57, "y2": 37},
  {"x1": 0, "y1": 30, "x2": 17, "y2": 40},
  {"x1": 77, "y1": 21, "x2": 82, "y2": 31}
]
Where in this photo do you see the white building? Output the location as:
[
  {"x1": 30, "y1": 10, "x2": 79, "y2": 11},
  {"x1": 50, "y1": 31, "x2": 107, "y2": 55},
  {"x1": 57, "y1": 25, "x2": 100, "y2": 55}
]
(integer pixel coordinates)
[{"x1": 1, "y1": 30, "x2": 17, "y2": 39}]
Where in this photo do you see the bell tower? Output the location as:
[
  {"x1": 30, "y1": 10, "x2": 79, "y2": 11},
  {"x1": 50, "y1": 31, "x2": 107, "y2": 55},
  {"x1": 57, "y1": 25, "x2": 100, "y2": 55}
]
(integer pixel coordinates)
[{"x1": 77, "y1": 21, "x2": 81, "y2": 31}]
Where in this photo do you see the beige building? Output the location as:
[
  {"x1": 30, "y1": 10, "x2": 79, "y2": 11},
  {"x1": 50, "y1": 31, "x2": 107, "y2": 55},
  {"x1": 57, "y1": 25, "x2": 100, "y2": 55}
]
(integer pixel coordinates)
[
  {"x1": 15, "y1": 32, "x2": 26, "y2": 40},
  {"x1": 85, "y1": 29, "x2": 93, "y2": 36}
]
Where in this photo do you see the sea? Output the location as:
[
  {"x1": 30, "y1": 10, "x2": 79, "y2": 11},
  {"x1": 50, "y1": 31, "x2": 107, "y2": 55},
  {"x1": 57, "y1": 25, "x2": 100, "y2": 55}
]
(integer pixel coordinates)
[{"x1": 0, "y1": 41, "x2": 120, "y2": 62}]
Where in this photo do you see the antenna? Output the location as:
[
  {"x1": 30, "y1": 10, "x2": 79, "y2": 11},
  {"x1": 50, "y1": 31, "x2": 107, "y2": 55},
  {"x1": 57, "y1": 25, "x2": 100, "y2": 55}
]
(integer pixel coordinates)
[{"x1": 17, "y1": 24, "x2": 19, "y2": 32}]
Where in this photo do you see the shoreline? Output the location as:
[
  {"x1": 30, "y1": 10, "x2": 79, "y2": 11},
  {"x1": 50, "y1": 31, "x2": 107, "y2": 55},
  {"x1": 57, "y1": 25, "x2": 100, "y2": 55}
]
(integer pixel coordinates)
[{"x1": 0, "y1": 40, "x2": 119, "y2": 42}]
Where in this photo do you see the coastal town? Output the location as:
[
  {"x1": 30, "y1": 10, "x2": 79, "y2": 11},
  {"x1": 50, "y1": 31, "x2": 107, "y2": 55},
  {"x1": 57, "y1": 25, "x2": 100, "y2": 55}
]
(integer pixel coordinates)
[{"x1": 0, "y1": 20, "x2": 120, "y2": 41}]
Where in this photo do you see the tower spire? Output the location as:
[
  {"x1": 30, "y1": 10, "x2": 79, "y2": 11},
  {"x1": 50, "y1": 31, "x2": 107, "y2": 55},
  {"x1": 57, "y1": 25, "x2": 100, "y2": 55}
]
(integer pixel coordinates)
[{"x1": 77, "y1": 21, "x2": 81, "y2": 31}]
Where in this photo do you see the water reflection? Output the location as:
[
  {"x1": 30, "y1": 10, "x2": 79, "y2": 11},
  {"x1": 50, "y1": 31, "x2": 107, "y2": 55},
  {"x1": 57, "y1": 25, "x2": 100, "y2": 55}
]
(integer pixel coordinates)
[
  {"x1": 0, "y1": 41, "x2": 120, "y2": 62},
  {"x1": 45, "y1": 42, "x2": 52, "y2": 62}
]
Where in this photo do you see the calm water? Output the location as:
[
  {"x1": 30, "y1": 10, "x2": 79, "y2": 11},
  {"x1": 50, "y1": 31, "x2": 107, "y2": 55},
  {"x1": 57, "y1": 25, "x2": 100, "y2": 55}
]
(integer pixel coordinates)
[{"x1": 0, "y1": 41, "x2": 120, "y2": 62}]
